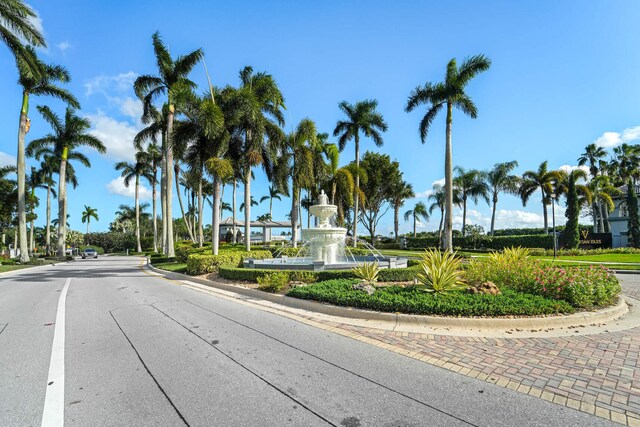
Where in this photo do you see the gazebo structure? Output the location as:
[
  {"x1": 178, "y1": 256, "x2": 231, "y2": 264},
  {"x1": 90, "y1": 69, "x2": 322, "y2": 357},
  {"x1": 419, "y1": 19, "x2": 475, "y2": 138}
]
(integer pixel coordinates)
[{"x1": 219, "y1": 217, "x2": 299, "y2": 243}]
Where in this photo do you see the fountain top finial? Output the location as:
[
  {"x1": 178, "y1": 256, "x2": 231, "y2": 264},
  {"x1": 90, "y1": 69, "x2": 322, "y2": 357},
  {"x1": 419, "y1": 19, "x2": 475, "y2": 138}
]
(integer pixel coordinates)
[{"x1": 318, "y1": 189, "x2": 329, "y2": 205}]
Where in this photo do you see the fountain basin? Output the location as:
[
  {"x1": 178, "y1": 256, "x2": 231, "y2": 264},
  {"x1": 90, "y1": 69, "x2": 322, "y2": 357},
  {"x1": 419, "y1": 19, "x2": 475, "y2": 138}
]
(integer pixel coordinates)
[
  {"x1": 244, "y1": 255, "x2": 408, "y2": 271},
  {"x1": 301, "y1": 227, "x2": 347, "y2": 264}
]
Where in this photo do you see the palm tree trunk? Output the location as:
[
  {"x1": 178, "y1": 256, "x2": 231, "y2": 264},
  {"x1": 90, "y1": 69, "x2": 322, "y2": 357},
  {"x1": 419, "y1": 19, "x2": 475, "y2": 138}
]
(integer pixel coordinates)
[
  {"x1": 592, "y1": 201, "x2": 599, "y2": 232},
  {"x1": 232, "y1": 180, "x2": 237, "y2": 243},
  {"x1": 394, "y1": 204, "x2": 399, "y2": 242},
  {"x1": 462, "y1": 198, "x2": 467, "y2": 236},
  {"x1": 598, "y1": 200, "x2": 606, "y2": 233},
  {"x1": 307, "y1": 189, "x2": 311, "y2": 229},
  {"x1": 197, "y1": 178, "x2": 204, "y2": 247},
  {"x1": 161, "y1": 152, "x2": 167, "y2": 254},
  {"x1": 174, "y1": 164, "x2": 195, "y2": 243},
  {"x1": 443, "y1": 102, "x2": 453, "y2": 252},
  {"x1": 413, "y1": 215, "x2": 417, "y2": 238},
  {"x1": 135, "y1": 175, "x2": 141, "y2": 253},
  {"x1": 353, "y1": 134, "x2": 360, "y2": 247},
  {"x1": 438, "y1": 207, "x2": 444, "y2": 248},
  {"x1": 29, "y1": 220, "x2": 34, "y2": 254},
  {"x1": 269, "y1": 197, "x2": 273, "y2": 218},
  {"x1": 166, "y1": 105, "x2": 176, "y2": 258},
  {"x1": 46, "y1": 180, "x2": 51, "y2": 255},
  {"x1": 152, "y1": 173, "x2": 158, "y2": 252},
  {"x1": 541, "y1": 188, "x2": 548, "y2": 233},
  {"x1": 244, "y1": 166, "x2": 251, "y2": 251},
  {"x1": 212, "y1": 176, "x2": 221, "y2": 255},
  {"x1": 57, "y1": 152, "x2": 68, "y2": 257},
  {"x1": 17, "y1": 92, "x2": 30, "y2": 262},
  {"x1": 331, "y1": 181, "x2": 337, "y2": 205},
  {"x1": 291, "y1": 181, "x2": 299, "y2": 248},
  {"x1": 490, "y1": 196, "x2": 497, "y2": 235},
  {"x1": 604, "y1": 205, "x2": 611, "y2": 233}
]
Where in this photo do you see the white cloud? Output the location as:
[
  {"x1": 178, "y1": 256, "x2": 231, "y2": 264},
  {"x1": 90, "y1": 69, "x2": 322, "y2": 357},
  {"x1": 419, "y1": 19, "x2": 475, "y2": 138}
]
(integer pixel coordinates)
[
  {"x1": 56, "y1": 41, "x2": 71, "y2": 53},
  {"x1": 84, "y1": 71, "x2": 138, "y2": 97},
  {"x1": 594, "y1": 126, "x2": 640, "y2": 148},
  {"x1": 558, "y1": 164, "x2": 590, "y2": 179},
  {"x1": 415, "y1": 178, "x2": 445, "y2": 198},
  {"x1": 86, "y1": 111, "x2": 140, "y2": 162},
  {"x1": 119, "y1": 97, "x2": 143, "y2": 121},
  {"x1": 27, "y1": 6, "x2": 45, "y2": 38},
  {"x1": 449, "y1": 207, "x2": 567, "y2": 231},
  {"x1": 0, "y1": 151, "x2": 16, "y2": 168},
  {"x1": 106, "y1": 176, "x2": 151, "y2": 200}
]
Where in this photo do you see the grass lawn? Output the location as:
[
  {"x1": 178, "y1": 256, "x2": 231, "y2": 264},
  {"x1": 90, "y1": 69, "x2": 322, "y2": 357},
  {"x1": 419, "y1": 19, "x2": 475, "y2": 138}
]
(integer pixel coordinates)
[
  {"x1": 535, "y1": 254, "x2": 640, "y2": 263},
  {"x1": 378, "y1": 249, "x2": 480, "y2": 258},
  {"x1": 153, "y1": 262, "x2": 187, "y2": 274},
  {"x1": 0, "y1": 265, "x2": 31, "y2": 273}
]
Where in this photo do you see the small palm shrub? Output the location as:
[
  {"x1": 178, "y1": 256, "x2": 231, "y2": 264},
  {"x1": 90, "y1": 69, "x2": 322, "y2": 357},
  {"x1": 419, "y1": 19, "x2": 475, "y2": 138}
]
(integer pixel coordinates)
[
  {"x1": 351, "y1": 261, "x2": 380, "y2": 284},
  {"x1": 257, "y1": 271, "x2": 289, "y2": 293},
  {"x1": 488, "y1": 246, "x2": 530, "y2": 264},
  {"x1": 416, "y1": 249, "x2": 466, "y2": 293}
]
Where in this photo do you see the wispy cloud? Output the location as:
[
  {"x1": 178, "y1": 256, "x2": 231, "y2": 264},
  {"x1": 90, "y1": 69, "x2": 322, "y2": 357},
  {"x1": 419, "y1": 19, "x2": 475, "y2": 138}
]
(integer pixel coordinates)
[
  {"x1": 106, "y1": 176, "x2": 151, "y2": 200},
  {"x1": 415, "y1": 178, "x2": 445, "y2": 198},
  {"x1": 0, "y1": 151, "x2": 16, "y2": 168},
  {"x1": 86, "y1": 111, "x2": 141, "y2": 162}
]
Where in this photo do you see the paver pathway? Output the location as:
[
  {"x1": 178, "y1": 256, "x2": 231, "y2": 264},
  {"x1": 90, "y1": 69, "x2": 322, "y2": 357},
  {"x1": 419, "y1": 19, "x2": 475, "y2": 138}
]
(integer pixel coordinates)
[{"x1": 302, "y1": 274, "x2": 640, "y2": 426}]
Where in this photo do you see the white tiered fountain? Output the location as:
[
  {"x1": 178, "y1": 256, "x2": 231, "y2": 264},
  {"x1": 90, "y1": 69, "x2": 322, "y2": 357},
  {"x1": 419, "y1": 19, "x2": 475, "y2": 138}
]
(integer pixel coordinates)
[{"x1": 301, "y1": 190, "x2": 347, "y2": 264}]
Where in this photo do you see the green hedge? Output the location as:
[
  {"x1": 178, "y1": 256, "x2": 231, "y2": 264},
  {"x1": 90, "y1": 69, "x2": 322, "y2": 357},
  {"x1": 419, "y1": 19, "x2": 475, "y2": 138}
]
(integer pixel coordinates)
[
  {"x1": 287, "y1": 280, "x2": 574, "y2": 316},
  {"x1": 218, "y1": 265, "x2": 420, "y2": 283},
  {"x1": 186, "y1": 250, "x2": 273, "y2": 275},
  {"x1": 269, "y1": 246, "x2": 372, "y2": 257},
  {"x1": 406, "y1": 234, "x2": 554, "y2": 250}
]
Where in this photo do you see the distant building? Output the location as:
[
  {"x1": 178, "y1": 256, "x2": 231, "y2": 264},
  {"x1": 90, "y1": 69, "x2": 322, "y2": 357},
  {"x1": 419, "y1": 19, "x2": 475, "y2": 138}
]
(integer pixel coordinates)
[
  {"x1": 609, "y1": 184, "x2": 639, "y2": 248},
  {"x1": 219, "y1": 217, "x2": 298, "y2": 243}
]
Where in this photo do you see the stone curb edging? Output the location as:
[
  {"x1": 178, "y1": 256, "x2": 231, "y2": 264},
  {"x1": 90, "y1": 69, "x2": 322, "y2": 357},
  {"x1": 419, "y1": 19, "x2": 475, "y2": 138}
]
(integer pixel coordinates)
[{"x1": 145, "y1": 260, "x2": 629, "y2": 331}]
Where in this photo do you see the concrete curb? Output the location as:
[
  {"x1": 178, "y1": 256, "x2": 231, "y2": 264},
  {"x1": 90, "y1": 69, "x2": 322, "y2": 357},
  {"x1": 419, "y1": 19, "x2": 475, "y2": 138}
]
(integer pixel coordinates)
[{"x1": 146, "y1": 260, "x2": 629, "y2": 331}]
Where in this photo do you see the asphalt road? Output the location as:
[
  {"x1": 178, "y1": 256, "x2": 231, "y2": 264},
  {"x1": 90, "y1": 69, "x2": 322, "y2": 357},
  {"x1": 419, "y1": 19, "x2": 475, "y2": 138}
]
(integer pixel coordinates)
[{"x1": 0, "y1": 256, "x2": 614, "y2": 426}]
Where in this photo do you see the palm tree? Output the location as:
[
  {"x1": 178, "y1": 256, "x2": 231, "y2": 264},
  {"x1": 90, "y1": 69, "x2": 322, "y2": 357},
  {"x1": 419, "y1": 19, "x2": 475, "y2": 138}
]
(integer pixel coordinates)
[
  {"x1": 239, "y1": 196, "x2": 258, "y2": 212},
  {"x1": 281, "y1": 119, "x2": 318, "y2": 247},
  {"x1": 405, "y1": 54, "x2": 491, "y2": 251},
  {"x1": 454, "y1": 167, "x2": 489, "y2": 236},
  {"x1": 260, "y1": 186, "x2": 283, "y2": 218},
  {"x1": 25, "y1": 166, "x2": 48, "y2": 253},
  {"x1": 610, "y1": 143, "x2": 640, "y2": 185},
  {"x1": 519, "y1": 161, "x2": 562, "y2": 233},
  {"x1": 404, "y1": 202, "x2": 429, "y2": 238},
  {"x1": 115, "y1": 153, "x2": 152, "y2": 253},
  {"x1": 134, "y1": 32, "x2": 203, "y2": 258},
  {"x1": 578, "y1": 143, "x2": 607, "y2": 178},
  {"x1": 14, "y1": 47, "x2": 79, "y2": 262},
  {"x1": 227, "y1": 67, "x2": 286, "y2": 251},
  {"x1": 51, "y1": 215, "x2": 70, "y2": 229},
  {"x1": 143, "y1": 143, "x2": 161, "y2": 252},
  {"x1": 333, "y1": 100, "x2": 387, "y2": 247},
  {"x1": 81, "y1": 205, "x2": 98, "y2": 234},
  {"x1": 29, "y1": 105, "x2": 105, "y2": 256},
  {"x1": 390, "y1": 180, "x2": 414, "y2": 242},
  {"x1": 587, "y1": 175, "x2": 620, "y2": 232},
  {"x1": 485, "y1": 161, "x2": 520, "y2": 235},
  {"x1": 0, "y1": 1, "x2": 46, "y2": 69}
]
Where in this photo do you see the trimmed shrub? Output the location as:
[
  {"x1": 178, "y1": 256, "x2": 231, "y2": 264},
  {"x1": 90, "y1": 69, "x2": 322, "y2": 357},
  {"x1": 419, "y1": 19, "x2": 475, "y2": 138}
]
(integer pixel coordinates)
[
  {"x1": 2, "y1": 259, "x2": 17, "y2": 265},
  {"x1": 287, "y1": 280, "x2": 574, "y2": 316},
  {"x1": 186, "y1": 250, "x2": 273, "y2": 275},
  {"x1": 218, "y1": 265, "x2": 419, "y2": 283},
  {"x1": 218, "y1": 266, "x2": 276, "y2": 281},
  {"x1": 288, "y1": 270, "x2": 317, "y2": 283},
  {"x1": 257, "y1": 271, "x2": 289, "y2": 293},
  {"x1": 407, "y1": 234, "x2": 554, "y2": 250}
]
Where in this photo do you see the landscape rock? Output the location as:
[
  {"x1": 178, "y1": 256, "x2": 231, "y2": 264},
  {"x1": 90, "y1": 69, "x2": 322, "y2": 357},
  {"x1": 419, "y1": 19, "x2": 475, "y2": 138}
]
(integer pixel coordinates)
[
  {"x1": 468, "y1": 281, "x2": 501, "y2": 295},
  {"x1": 352, "y1": 282, "x2": 376, "y2": 295}
]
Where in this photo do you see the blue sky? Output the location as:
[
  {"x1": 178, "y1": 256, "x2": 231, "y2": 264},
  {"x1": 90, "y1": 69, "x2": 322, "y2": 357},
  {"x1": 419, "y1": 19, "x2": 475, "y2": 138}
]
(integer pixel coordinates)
[{"x1": 1, "y1": 1, "x2": 639, "y2": 236}]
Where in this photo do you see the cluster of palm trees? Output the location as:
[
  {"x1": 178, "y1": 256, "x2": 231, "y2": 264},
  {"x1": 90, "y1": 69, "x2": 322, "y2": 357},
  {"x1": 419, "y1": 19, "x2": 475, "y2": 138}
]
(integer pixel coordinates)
[{"x1": 1, "y1": 1, "x2": 105, "y2": 261}]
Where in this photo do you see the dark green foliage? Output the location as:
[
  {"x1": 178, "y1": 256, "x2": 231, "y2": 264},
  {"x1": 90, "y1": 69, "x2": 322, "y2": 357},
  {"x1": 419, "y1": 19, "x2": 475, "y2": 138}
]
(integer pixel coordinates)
[
  {"x1": 628, "y1": 179, "x2": 640, "y2": 248},
  {"x1": 1, "y1": 259, "x2": 17, "y2": 265},
  {"x1": 407, "y1": 234, "x2": 554, "y2": 250},
  {"x1": 186, "y1": 250, "x2": 273, "y2": 275},
  {"x1": 257, "y1": 272, "x2": 289, "y2": 293},
  {"x1": 78, "y1": 245, "x2": 105, "y2": 254},
  {"x1": 271, "y1": 246, "x2": 371, "y2": 257},
  {"x1": 287, "y1": 280, "x2": 574, "y2": 316},
  {"x1": 83, "y1": 232, "x2": 136, "y2": 253},
  {"x1": 564, "y1": 173, "x2": 580, "y2": 249},
  {"x1": 218, "y1": 266, "x2": 273, "y2": 281},
  {"x1": 217, "y1": 265, "x2": 419, "y2": 282}
]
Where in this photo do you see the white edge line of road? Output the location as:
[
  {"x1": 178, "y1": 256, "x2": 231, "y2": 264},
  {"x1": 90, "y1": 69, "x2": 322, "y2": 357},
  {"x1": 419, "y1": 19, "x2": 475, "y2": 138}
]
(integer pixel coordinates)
[{"x1": 41, "y1": 277, "x2": 70, "y2": 427}]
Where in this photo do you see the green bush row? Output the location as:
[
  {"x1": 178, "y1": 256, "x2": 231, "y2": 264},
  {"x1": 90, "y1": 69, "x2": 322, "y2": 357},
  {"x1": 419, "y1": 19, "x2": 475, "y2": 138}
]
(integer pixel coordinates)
[
  {"x1": 406, "y1": 234, "x2": 554, "y2": 250},
  {"x1": 217, "y1": 265, "x2": 420, "y2": 283},
  {"x1": 286, "y1": 280, "x2": 574, "y2": 316},
  {"x1": 528, "y1": 247, "x2": 640, "y2": 256},
  {"x1": 270, "y1": 246, "x2": 372, "y2": 258},
  {"x1": 186, "y1": 250, "x2": 273, "y2": 275}
]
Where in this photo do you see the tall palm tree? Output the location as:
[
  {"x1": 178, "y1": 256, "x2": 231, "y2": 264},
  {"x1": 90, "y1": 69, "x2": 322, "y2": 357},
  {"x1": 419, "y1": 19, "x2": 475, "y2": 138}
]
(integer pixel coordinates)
[
  {"x1": 578, "y1": 143, "x2": 607, "y2": 178},
  {"x1": 405, "y1": 54, "x2": 491, "y2": 251},
  {"x1": 404, "y1": 202, "x2": 429, "y2": 238},
  {"x1": 27, "y1": 147, "x2": 78, "y2": 255},
  {"x1": 29, "y1": 105, "x2": 105, "y2": 256},
  {"x1": 227, "y1": 67, "x2": 286, "y2": 251},
  {"x1": 519, "y1": 161, "x2": 562, "y2": 233},
  {"x1": 281, "y1": 119, "x2": 318, "y2": 247},
  {"x1": 134, "y1": 104, "x2": 168, "y2": 252},
  {"x1": 390, "y1": 180, "x2": 414, "y2": 242},
  {"x1": 81, "y1": 205, "x2": 98, "y2": 234},
  {"x1": 25, "y1": 165, "x2": 47, "y2": 253},
  {"x1": 454, "y1": 167, "x2": 489, "y2": 236},
  {"x1": 115, "y1": 153, "x2": 152, "y2": 253},
  {"x1": 0, "y1": 0, "x2": 46, "y2": 69},
  {"x1": 485, "y1": 161, "x2": 520, "y2": 235},
  {"x1": 134, "y1": 32, "x2": 203, "y2": 258},
  {"x1": 143, "y1": 143, "x2": 161, "y2": 252},
  {"x1": 260, "y1": 186, "x2": 283, "y2": 218},
  {"x1": 239, "y1": 196, "x2": 258, "y2": 212},
  {"x1": 333, "y1": 100, "x2": 387, "y2": 247},
  {"x1": 14, "y1": 47, "x2": 79, "y2": 262},
  {"x1": 587, "y1": 175, "x2": 620, "y2": 232},
  {"x1": 610, "y1": 143, "x2": 640, "y2": 185}
]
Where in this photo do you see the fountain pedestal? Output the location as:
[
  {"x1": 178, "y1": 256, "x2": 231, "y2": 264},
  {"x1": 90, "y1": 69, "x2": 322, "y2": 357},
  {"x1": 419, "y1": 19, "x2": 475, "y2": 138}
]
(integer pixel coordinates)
[{"x1": 301, "y1": 190, "x2": 347, "y2": 264}]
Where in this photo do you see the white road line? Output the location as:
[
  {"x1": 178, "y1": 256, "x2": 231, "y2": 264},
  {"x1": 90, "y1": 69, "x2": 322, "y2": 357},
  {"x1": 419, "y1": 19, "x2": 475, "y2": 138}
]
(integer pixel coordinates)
[{"x1": 41, "y1": 278, "x2": 70, "y2": 427}]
